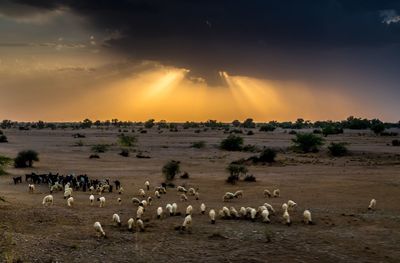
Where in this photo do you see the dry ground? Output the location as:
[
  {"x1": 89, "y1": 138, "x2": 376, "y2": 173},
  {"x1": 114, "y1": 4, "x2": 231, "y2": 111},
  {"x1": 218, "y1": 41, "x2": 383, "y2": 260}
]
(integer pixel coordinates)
[{"x1": 0, "y1": 127, "x2": 400, "y2": 263}]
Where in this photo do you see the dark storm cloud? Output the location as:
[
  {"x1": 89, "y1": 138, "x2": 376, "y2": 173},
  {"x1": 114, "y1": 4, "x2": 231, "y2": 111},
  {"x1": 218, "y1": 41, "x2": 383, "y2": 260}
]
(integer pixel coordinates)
[{"x1": 2, "y1": 0, "x2": 400, "y2": 84}]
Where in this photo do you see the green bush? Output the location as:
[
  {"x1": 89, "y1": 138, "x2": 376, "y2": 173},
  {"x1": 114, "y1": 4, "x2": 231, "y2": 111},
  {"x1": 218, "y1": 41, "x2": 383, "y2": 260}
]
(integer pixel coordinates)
[
  {"x1": 258, "y1": 148, "x2": 277, "y2": 163},
  {"x1": 243, "y1": 174, "x2": 257, "y2": 182},
  {"x1": 162, "y1": 160, "x2": 180, "y2": 181},
  {"x1": 118, "y1": 134, "x2": 137, "y2": 147},
  {"x1": 0, "y1": 155, "x2": 12, "y2": 175},
  {"x1": 292, "y1": 133, "x2": 324, "y2": 153},
  {"x1": 242, "y1": 144, "x2": 258, "y2": 152},
  {"x1": 259, "y1": 124, "x2": 276, "y2": 132},
  {"x1": 220, "y1": 134, "x2": 243, "y2": 151},
  {"x1": 370, "y1": 119, "x2": 385, "y2": 135},
  {"x1": 226, "y1": 163, "x2": 248, "y2": 184},
  {"x1": 0, "y1": 135, "x2": 8, "y2": 143},
  {"x1": 91, "y1": 144, "x2": 109, "y2": 153},
  {"x1": 14, "y1": 150, "x2": 39, "y2": 168},
  {"x1": 328, "y1": 142, "x2": 348, "y2": 157},
  {"x1": 322, "y1": 126, "x2": 343, "y2": 137},
  {"x1": 191, "y1": 141, "x2": 205, "y2": 149}
]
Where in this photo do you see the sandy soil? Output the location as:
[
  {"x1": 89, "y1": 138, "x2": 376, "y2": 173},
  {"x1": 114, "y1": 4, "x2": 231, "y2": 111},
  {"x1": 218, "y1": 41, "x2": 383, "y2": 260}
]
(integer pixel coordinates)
[{"x1": 0, "y1": 127, "x2": 399, "y2": 263}]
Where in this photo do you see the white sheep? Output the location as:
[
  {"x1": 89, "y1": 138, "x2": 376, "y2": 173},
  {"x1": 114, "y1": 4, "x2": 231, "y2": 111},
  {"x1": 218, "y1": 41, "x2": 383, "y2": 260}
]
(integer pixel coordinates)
[
  {"x1": 182, "y1": 215, "x2": 192, "y2": 231},
  {"x1": 117, "y1": 197, "x2": 122, "y2": 205},
  {"x1": 221, "y1": 206, "x2": 231, "y2": 218},
  {"x1": 230, "y1": 207, "x2": 240, "y2": 218},
  {"x1": 282, "y1": 203, "x2": 288, "y2": 212},
  {"x1": 89, "y1": 186, "x2": 94, "y2": 194},
  {"x1": 239, "y1": 207, "x2": 247, "y2": 218},
  {"x1": 89, "y1": 194, "x2": 95, "y2": 205},
  {"x1": 194, "y1": 192, "x2": 200, "y2": 200},
  {"x1": 233, "y1": 190, "x2": 243, "y2": 198},
  {"x1": 42, "y1": 195, "x2": 53, "y2": 206},
  {"x1": 145, "y1": 181, "x2": 150, "y2": 191},
  {"x1": 112, "y1": 213, "x2": 122, "y2": 226},
  {"x1": 28, "y1": 184, "x2": 35, "y2": 193},
  {"x1": 250, "y1": 208, "x2": 257, "y2": 222},
  {"x1": 200, "y1": 203, "x2": 206, "y2": 214},
  {"x1": 140, "y1": 200, "x2": 148, "y2": 209},
  {"x1": 177, "y1": 186, "x2": 188, "y2": 193},
  {"x1": 257, "y1": 205, "x2": 268, "y2": 213},
  {"x1": 138, "y1": 189, "x2": 146, "y2": 198},
  {"x1": 261, "y1": 209, "x2": 270, "y2": 223},
  {"x1": 93, "y1": 221, "x2": 106, "y2": 237},
  {"x1": 273, "y1": 189, "x2": 280, "y2": 198},
  {"x1": 263, "y1": 189, "x2": 271, "y2": 198},
  {"x1": 118, "y1": 186, "x2": 124, "y2": 195},
  {"x1": 155, "y1": 190, "x2": 161, "y2": 199},
  {"x1": 64, "y1": 187, "x2": 72, "y2": 199},
  {"x1": 137, "y1": 206, "x2": 144, "y2": 219},
  {"x1": 263, "y1": 203, "x2": 275, "y2": 214},
  {"x1": 67, "y1": 196, "x2": 74, "y2": 207},
  {"x1": 98, "y1": 196, "x2": 106, "y2": 208},
  {"x1": 188, "y1": 188, "x2": 196, "y2": 196},
  {"x1": 128, "y1": 218, "x2": 134, "y2": 231},
  {"x1": 186, "y1": 205, "x2": 193, "y2": 216},
  {"x1": 283, "y1": 210, "x2": 291, "y2": 226},
  {"x1": 172, "y1": 203, "x2": 178, "y2": 215},
  {"x1": 157, "y1": 207, "x2": 163, "y2": 219},
  {"x1": 368, "y1": 199, "x2": 376, "y2": 210},
  {"x1": 180, "y1": 193, "x2": 188, "y2": 202},
  {"x1": 136, "y1": 219, "x2": 145, "y2": 231},
  {"x1": 223, "y1": 192, "x2": 235, "y2": 202},
  {"x1": 166, "y1": 204, "x2": 173, "y2": 216},
  {"x1": 209, "y1": 209, "x2": 216, "y2": 224},
  {"x1": 303, "y1": 210, "x2": 313, "y2": 224},
  {"x1": 287, "y1": 200, "x2": 297, "y2": 209},
  {"x1": 147, "y1": 196, "x2": 152, "y2": 206},
  {"x1": 132, "y1": 197, "x2": 140, "y2": 205}
]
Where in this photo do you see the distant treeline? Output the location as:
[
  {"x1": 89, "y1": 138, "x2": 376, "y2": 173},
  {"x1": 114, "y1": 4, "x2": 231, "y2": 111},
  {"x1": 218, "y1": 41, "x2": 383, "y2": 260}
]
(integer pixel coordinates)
[{"x1": 1, "y1": 117, "x2": 399, "y2": 131}]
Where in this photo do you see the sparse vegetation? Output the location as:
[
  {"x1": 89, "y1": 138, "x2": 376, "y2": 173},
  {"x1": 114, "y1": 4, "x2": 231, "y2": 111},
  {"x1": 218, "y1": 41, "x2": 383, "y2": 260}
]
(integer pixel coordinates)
[
  {"x1": 119, "y1": 149, "x2": 130, "y2": 157},
  {"x1": 220, "y1": 134, "x2": 243, "y2": 151},
  {"x1": 180, "y1": 172, "x2": 190, "y2": 179},
  {"x1": 328, "y1": 142, "x2": 348, "y2": 157},
  {"x1": 0, "y1": 134, "x2": 8, "y2": 143},
  {"x1": 243, "y1": 174, "x2": 256, "y2": 182},
  {"x1": 322, "y1": 126, "x2": 343, "y2": 137},
  {"x1": 118, "y1": 134, "x2": 137, "y2": 147},
  {"x1": 292, "y1": 133, "x2": 324, "y2": 153},
  {"x1": 91, "y1": 144, "x2": 109, "y2": 153},
  {"x1": 144, "y1": 119, "x2": 155, "y2": 129},
  {"x1": 0, "y1": 155, "x2": 12, "y2": 175},
  {"x1": 392, "y1": 139, "x2": 400, "y2": 146},
  {"x1": 258, "y1": 148, "x2": 277, "y2": 163},
  {"x1": 14, "y1": 150, "x2": 39, "y2": 168},
  {"x1": 162, "y1": 160, "x2": 180, "y2": 181},
  {"x1": 259, "y1": 124, "x2": 276, "y2": 132},
  {"x1": 191, "y1": 141, "x2": 206, "y2": 149},
  {"x1": 226, "y1": 163, "x2": 248, "y2": 184}
]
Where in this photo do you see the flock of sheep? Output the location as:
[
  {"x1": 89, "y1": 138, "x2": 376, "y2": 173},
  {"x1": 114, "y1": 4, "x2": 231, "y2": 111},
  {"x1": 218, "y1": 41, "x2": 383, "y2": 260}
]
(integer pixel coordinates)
[{"x1": 37, "y1": 180, "x2": 377, "y2": 238}]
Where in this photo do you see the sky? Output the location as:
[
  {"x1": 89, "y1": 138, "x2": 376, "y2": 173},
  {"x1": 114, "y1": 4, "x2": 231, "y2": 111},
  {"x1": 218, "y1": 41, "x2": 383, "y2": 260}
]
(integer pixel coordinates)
[{"x1": 0, "y1": 0, "x2": 399, "y2": 122}]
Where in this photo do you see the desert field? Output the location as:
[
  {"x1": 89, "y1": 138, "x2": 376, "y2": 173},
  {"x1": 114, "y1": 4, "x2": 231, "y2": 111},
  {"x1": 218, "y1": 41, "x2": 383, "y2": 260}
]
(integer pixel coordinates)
[{"x1": 1, "y1": 127, "x2": 400, "y2": 263}]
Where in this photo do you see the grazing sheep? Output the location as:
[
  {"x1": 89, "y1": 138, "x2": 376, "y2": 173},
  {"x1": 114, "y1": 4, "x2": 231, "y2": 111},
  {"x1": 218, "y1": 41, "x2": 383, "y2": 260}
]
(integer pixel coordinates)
[
  {"x1": 287, "y1": 200, "x2": 297, "y2": 209},
  {"x1": 282, "y1": 203, "x2": 288, "y2": 212},
  {"x1": 263, "y1": 189, "x2": 272, "y2": 198},
  {"x1": 138, "y1": 189, "x2": 146, "y2": 198},
  {"x1": 98, "y1": 196, "x2": 106, "y2": 208},
  {"x1": 89, "y1": 194, "x2": 95, "y2": 205},
  {"x1": 182, "y1": 215, "x2": 192, "y2": 231},
  {"x1": 67, "y1": 197, "x2": 74, "y2": 207},
  {"x1": 136, "y1": 219, "x2": 144, "y2": 232},
  {"x1": 209, "y1": 209, "x2": 216, "y2": 224},
  {"x1": 145, "y1": 181, "x2": 150, "y2": 191},
  {"x1": 283, "y1": 210, "x2": 291, "y2": 226},
  {"x1": 368, "y1": 199, "x2": 377, "y2": 210},
  {"x1": 137, "y1": 206, "x2": 144, "y2": 219},
  {"x1": 250, "y1": 208, "x2": 257, "y2": 222},
  {"x1": 128, "y1": 218, "x2": 134, "y2": 231},
  {"x1": 28, "y1": 184, "x2": 35, "y2": 193},
  {"x1": 177, "y1": 186, "x2": 188, "y2": 193},
  {"x1": 263, "y1": 203, "x2": 275, "y2": 214},
  {"x1": 261, "y1": 209, "x2": 270, "y2": 223},
  {"x1": 42, "y1": 195, "x2": 53, "y2": 206},
  {"x1": 221, "y1": 206, "x2": 231, "y2": 218},
  {"x1": 147, "y1": 196, "x2": 152, "y2": 206},
  {"x1": 223, "y1": 192, "x2": 235, "y2": 202},
  {"x1": 273, "y1": 189, "x2": 280, "y2": 198},
  {"x1": 157, "y1": 207, "x2": 163, "y2": 219},
  {"x1": 156, "y1": 186, "x2": 167, "y2": 194},
  {"x1": 64, "y1": 187, "x2": 73, "y2": 199},
  {"x1": 93, "y1": 221, "x2": 106, "y2": 237},
  {"x1": 230, "y1": 207, "x2": 240, "y2": 218},
  {"x1": 112, "y1": 213, "x2": 122, "y2": 226},
  {"x1": 140, "y1": 200, "x2": 148, "y2": 209},
  {"x1": 117, "y1": 197, "x2": 122, "y2": 205},
  {"x1": 239, "y1": 207, "x2": 247, "y2": 218},
  {"x1": 118, "y1": 187, "x2": 124, "y2": 195},
  {"x1": 200, "y1": 203, "x2": 206, "y2": 214},
  {"x1": 172, "y1": 203, "x2": 178, "y2": 215},
  {"x1": 233, "y1": 190, "x2": 243, "y2": 198},
  {"x1": 194, "y1": 192, "x2": 200, "y2": 200},
  {"x1": 166, "y1": 204, "x2": 173, "y2": 216},
  {"x1": 132, "y1": 197, "x2": 140, "y2": 205},
  {"x1": 180, "y1": 193, "x2": 188, "y2": 202},
  {"x1": 155, "y1": 190, "x2": 161, "y2": 199},
  {"x1": 257, "y1": 205, "x2": 268, "y2": 213},
  {"x1": 303, "y1": 210, "x2": 313, "y2": 224},
  {"x1": 89, "y1": 186, "x2": 95, "y2": 194},
  {"x1": 188, "y1": 188, "x2": 196, "y2": 196},
  {"x1": 186, "y1": 205, "x2": 193, "y2": 216}
]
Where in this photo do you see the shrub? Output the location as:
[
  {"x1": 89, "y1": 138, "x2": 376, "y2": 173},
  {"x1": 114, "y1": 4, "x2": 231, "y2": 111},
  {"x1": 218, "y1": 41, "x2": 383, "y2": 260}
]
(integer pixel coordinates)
[
  {"x1": 14, "y1": 150, "x2": 39, "y2": 168},
  {"x1": 258, "y1": 148, "x2": 277, "y2": 163},
  {"x1": 119, "y1": 149, "x2": 130, "y2": 157},
  {"x1": 162, "y1": 160, "x2": 180, "y2": 181},
  {"x1": 226, "y1": 163, "x2": 248, "y2": 184},
  {"x1": 226, "y1": 174, "x2": 239, "y2": 184},
  {"x1": 243, "y1": 174, "x2": 257, "y2": 182},
  {"x1": 259, "y1": 124, "x2": 276, "y2": 132},
  {"x1": 292, "y1": 133, "x2": 324, "y2": 153},
  {"x1": 313, "y1": 129, "x2": 322, "y2": 134},
  {"x1": 191, "y1": 141, "x2": 205, "y2": 149},
  {"x1": 247, "y1": 130, "x2": 254, "y2": 135},
  {"x1": 140, "y1": 130, "x2": 147, "y2": 134},
  {"x1": 0, "y1": 135, "x2": 8, "y2": 143},
  {"x1": 322, "y1": 126, "x2": 343, "y2": 137},
  {"x1": 242, "y1": 118, "x2": 256, "y2": 128},
  {"x1": 75, "y1": 140, "x2": 84, "y2": 147},
  {"x1": 91, "y1": 144, "x2": 109, "y2": 153},
  {"x1": 89, "y1": 154, "x2": 100, "y2": 159},
  {"x1": 370, "y1": 120, "x2": 385, "y2": 135},
  {"x1": 118, "y1": 134, "x2": 137, "y2": 147},
  {"x1": 180, "y1": 172, "x2": 190, "y2": 179},
  {"x1": 144, "y1": 119, "x2": 155, "y2": 129},
  {"x1": 392, "y1": 139, "x2": 400, "y2": 146},
  {"x1": 242, "y1": 144, "x2": 258, "y2": 152},
  {"x1": 136, "y1": 152, "x2": 151, "y2": 158},
  {"x1": 220, "y1": 134, "x2": 243, "y2": 151},
  {"x1": 328, "y1": 142, "x2": 348, "y2": 157},
  {"x1": 381, "y1": 132, "x2": 398, "y2": 136},
  {"x1": 230, "y1": 129, "x2": 243, "y2": 134},
  {"x1": 288, "y1": 130, "x2": 297, "y2": 135},
  {"x1": 0, "y1": 155, "x2": 12, "y2": 175}
]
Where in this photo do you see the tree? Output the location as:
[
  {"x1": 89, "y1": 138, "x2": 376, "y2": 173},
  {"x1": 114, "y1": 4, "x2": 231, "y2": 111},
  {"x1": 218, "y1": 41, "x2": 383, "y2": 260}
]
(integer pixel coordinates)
[
  {"x1": 232, "y1": 120, "x2": 241, "y2": 127},
  {"x1": 220, "y1": 134, "x2": 243, "y2": 151},
  {"x1": 292, "y1": 133, "x2": 324, "y2": 153},
  {"x1": 118, "y1": 134, "x2": 137, "y2": 147},
  {"x1": 144, "y1": 119, "x2": 155, "y2": 129},
  {"x1": 162, "y1": 160, "x2": 180, "y2": 181},
  {"x1": 328, "y1": 142, "x2": 348, "y2": 157},
  {"x1": 258, "y1": 148, "x2": 277, "y2": 163},
  {"x1": 259, "y1": 124, "x2": 276, "y2": 132},
  {"x1": 370, "y1": 119, "x2": 385, "y2": 135},
  {"x1": 81, "y1": 118, "x2": 93, "y2": 129},
  {"x1": 0, "y1": 155, "x2": 12, "y2": 175},
  {"x1": 242, "y1": 118, "x2": 256, "y2": 128},
  {"x1": 0, "y1": 134, "x2": 8, "y2": 143},
  {"x1": 14, "y1": 150, "x2": 39, "y2": 168},
  {"x1": 226, "y1": 163, "x2": 248, "y2": 184}
]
